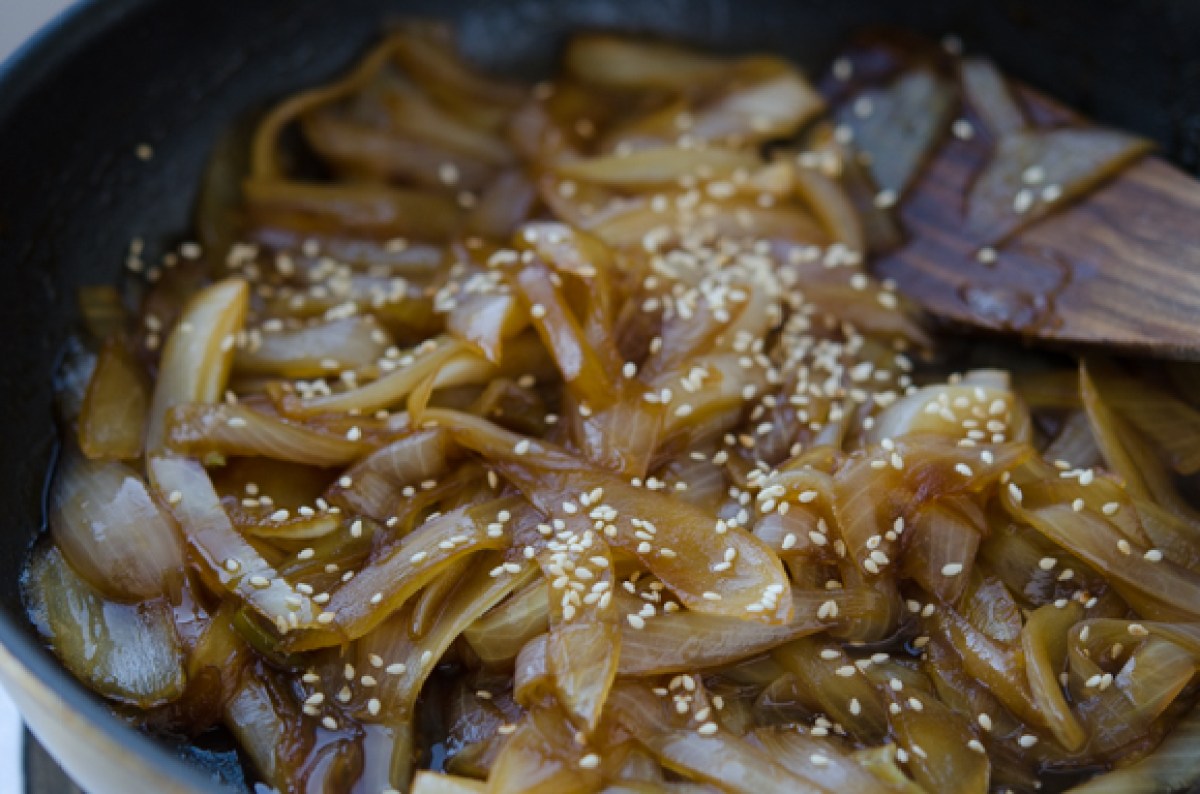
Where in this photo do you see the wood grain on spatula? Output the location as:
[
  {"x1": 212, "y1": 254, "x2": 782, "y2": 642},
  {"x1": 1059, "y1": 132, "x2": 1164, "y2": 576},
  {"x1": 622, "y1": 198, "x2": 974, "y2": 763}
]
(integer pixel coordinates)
[{"x1": 835, "y1": 37, "x2": 1200, "y2": 359}]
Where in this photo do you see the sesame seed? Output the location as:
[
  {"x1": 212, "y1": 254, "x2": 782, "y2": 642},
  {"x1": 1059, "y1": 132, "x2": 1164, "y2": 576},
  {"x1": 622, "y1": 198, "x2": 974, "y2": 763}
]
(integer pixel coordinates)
[
  {"x1": 579, "y1": 753, "x2": 600, "y2": 769},
  {"x1": 697, "y1": 722, "x2": 718, "y2": 735},
  {"x1": 941, "y1": 562, "x2": 963, "y2": 577},
  {"x1": 1013, "y1": 189, "x2": 1034, "y2": 214},
  {"x1": 1018, "y1": 734, "x2": 1039, "y2": 748}
]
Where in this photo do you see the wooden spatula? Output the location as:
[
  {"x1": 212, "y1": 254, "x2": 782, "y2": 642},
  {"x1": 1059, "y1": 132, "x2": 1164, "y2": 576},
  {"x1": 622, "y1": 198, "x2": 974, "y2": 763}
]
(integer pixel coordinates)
[{"x1": 827, "y1": 36, "x2": 1200, "y2": 359}]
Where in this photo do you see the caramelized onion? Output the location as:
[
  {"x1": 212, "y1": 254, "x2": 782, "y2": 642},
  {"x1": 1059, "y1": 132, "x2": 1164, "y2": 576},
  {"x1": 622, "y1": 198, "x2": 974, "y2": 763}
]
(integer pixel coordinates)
[
  {"x1": 79, "y1": 338, "x2": 148, "y2": 460},
  {"x1": 50, "y1": 449, "x2": 184, "y2": 600},
  {"x1": 25, "y1": 544, "x2": 186, "y2": 708},
  {"x1": 32, "y1": 26, "x2": 1200, "y2": 794},
  {"x1": 149, "y1": 456, "x2": 322, "y2": 633}
]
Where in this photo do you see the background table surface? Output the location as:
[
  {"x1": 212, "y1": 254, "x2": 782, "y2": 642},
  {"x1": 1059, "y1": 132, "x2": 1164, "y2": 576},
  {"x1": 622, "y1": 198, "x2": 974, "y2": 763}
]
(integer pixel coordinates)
[{"x1": 2, "y1": 4, "x2": 79, "y2": 793}]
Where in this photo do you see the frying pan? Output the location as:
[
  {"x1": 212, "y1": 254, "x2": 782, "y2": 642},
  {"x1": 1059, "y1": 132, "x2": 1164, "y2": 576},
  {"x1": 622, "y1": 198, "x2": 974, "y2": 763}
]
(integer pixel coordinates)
[{"x1": 1, "y1": 0, "x2": 1199, "y2": 791}]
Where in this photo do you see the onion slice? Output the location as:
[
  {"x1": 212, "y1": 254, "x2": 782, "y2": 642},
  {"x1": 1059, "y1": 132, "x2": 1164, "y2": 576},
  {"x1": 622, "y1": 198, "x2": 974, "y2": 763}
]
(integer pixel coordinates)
[
  {"x1": 146, "y1": 278, "x2": 249, "y2": 453},
  {"x1": 432, "y1": 410, "x2": 793, "y2": 623},
  {"x1": 234, "y1": 316, "x2": 392, "y2": 378},
  {"x1": 149, "y1": 455, "x2": 322, "y2": 634},
  {"x1": 50, "y1": 448, "x2": 184, "y2": 600},
  {"x1": 166, "y1": 402, "x2": 376, "y2": 466},
  {"x1": 24, "y1": 544, "x2": 186, "y2": 708},
  {"x1": 283, "y1": 498, "x2": 523, "y2": 650},
  {"x1": 79, "y1": 338, "x2": 148, "y2": 460}
]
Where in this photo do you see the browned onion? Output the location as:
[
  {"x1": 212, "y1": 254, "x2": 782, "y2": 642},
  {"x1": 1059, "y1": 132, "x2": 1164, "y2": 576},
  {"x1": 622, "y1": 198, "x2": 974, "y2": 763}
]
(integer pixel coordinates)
[
  {"x1": 31, "y1": 25, "x2": 1200, "y2": 794},
  {"x1": 50, "y1": 448, "x2": 184, "y2": 600}
]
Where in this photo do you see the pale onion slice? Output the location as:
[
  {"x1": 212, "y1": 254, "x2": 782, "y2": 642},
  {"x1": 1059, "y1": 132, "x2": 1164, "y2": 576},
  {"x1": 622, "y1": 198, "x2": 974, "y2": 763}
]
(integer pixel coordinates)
[
  {"x1": 166, "y1": 402, "x2": 375, "y2": 467},
  {"x1": 50, "y1": 448, "x2": 184, "y2": 600},
  {"x1": 234, "y1": 316, "x2": 392, "y2": 378},
  {"x1": 145, "y1": 277, "x2": 249, "y2": 453}
]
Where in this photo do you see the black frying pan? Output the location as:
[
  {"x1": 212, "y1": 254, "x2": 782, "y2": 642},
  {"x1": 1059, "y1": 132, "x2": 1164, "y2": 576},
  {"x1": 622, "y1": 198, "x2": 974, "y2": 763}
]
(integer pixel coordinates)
[{"x1": 1, "y1": 1, "x2": 1199, "y2": 791}]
